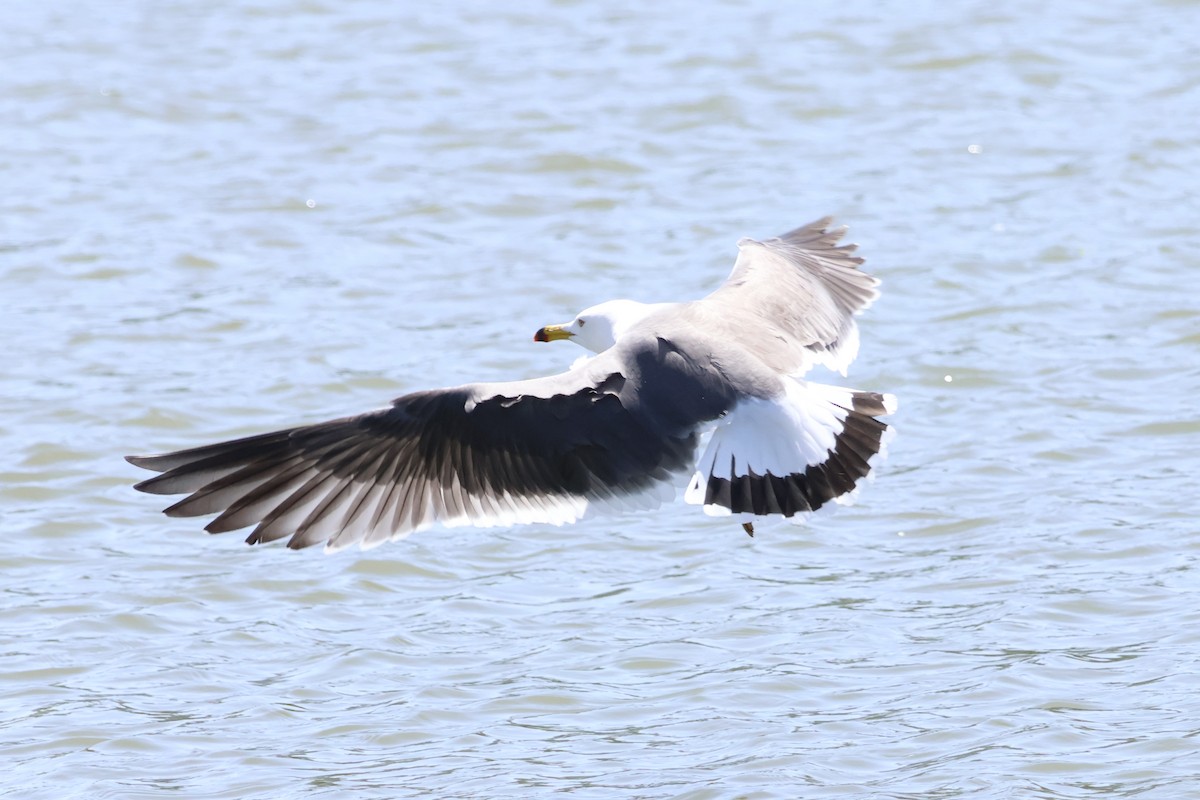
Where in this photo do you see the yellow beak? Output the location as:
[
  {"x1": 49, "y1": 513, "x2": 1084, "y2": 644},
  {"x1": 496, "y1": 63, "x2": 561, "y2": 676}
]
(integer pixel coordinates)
[{"x1": 533, "y1": 324, "x2": 574, "y2": 343}]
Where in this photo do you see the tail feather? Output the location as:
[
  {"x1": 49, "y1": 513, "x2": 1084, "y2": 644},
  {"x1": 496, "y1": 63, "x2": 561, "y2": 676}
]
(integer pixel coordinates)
[{"x1": 684, "y1": 381, "x2": 895, "y2": 520}]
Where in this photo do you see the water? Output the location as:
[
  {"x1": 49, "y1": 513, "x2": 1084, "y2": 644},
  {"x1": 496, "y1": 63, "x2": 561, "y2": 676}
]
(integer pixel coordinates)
[{"x1": 3, "y1": 0, "x2": 1200, "y2": 797}]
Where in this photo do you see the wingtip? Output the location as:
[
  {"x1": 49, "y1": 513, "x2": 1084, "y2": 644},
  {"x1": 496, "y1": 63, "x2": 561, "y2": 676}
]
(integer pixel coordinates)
[{"x1": 131, "y1": 474, "x2": 170, "y2": 495}]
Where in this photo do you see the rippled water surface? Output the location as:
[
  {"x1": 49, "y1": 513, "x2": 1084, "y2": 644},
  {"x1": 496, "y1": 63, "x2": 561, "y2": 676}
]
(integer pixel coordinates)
[{"x1": 4, "y1": 1, "x2": 1200, "y2": 797}]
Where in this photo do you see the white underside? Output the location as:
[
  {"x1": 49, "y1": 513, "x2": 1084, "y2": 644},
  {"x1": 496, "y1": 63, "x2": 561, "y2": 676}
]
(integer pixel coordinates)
[{"x1": 808, "y1": 321, "x2": 860, "y2": 377}]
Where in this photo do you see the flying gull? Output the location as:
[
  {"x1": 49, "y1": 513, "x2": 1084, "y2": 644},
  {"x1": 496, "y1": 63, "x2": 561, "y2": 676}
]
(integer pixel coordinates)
[{"x1": 127, "y1": 217, "x2": 896, "y2": 551}]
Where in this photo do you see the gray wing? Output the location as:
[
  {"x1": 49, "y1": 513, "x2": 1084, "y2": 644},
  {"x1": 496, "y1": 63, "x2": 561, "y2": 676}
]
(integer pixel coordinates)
[
  {"x1": 699, "y1": 217, "x2": 879, "y2": 376},
  {"x1": 126, "y1": 340, "x2": 736, "y2": 552}
]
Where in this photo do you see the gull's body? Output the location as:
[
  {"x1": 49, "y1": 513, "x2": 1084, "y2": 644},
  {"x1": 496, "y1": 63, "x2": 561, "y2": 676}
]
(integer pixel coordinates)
[{"x1": 128, "y1": 218, "x2": 896, "y2": 551}]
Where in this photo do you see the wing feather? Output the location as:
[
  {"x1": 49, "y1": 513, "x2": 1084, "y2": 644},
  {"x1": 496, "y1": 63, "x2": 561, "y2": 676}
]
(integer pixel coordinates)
[
  {"x1": 126, "y1": 341, "x2": 734, "y2": 550},
  {"x1": 700, "y1": 217, "x2": 879, "y2": 377}
]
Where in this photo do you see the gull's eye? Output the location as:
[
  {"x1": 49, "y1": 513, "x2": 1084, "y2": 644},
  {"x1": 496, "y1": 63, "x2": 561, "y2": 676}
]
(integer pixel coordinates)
[{"x1": 577, "y1": 318, "x2": 587, "y2": 327}]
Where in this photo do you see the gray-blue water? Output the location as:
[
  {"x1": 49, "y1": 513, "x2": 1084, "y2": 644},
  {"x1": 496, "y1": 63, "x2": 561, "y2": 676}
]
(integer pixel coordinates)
[{"x1": 3, "y1": 1, "x2": 1199, "y2": 797}]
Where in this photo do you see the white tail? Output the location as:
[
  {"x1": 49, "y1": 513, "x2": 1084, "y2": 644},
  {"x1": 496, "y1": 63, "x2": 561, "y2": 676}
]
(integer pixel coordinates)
[{"x1": 684, "y1": 380, "x2": 896, "y2": 519}]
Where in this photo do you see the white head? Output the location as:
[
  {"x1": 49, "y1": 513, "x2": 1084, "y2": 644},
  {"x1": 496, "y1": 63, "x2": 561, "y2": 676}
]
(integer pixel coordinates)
[{"x1": 534, "y1": 299, "x2": 665, "y2": 354}]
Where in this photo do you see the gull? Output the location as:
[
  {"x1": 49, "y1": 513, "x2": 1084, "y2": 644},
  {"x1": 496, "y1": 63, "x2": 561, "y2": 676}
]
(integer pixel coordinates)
[{"x1": 127, "y1": 217, "x2": 896, "y2": 551}]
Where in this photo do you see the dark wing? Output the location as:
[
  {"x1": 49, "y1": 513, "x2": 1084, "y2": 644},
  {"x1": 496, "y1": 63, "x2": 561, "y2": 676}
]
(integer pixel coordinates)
[
  {"x1": 700, "y1": 217, "x2": 879, "y2": 376},
  {"x1": 126, "y1": 341, "x2": 735, "y2": 551}
]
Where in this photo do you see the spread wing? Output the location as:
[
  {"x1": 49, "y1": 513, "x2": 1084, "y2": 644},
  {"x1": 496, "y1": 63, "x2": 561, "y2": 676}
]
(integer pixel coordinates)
[
  {"x1": 126, "y1": 340, "x2": 736, "y2": 551},
  {"x1": 699, "y1": 217, "x2": 879, "y2": 376}
]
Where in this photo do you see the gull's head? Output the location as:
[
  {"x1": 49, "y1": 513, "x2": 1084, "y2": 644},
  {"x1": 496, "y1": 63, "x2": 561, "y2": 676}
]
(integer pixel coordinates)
[{"x1": 534, "y1": 299, "x2": 660, "y2": 354}]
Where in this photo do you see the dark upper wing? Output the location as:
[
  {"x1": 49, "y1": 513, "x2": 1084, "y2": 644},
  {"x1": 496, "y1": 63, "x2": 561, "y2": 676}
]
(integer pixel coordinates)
[
  {"x1": 126, "y1": 339, "x2": 736, "y2": 551},
  {"x1": 699, "y1": 217, "x2": 879, "y2": 376}
]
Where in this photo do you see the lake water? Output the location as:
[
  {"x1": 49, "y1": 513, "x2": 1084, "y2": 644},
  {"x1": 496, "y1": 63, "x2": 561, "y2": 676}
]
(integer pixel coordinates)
[{"x1": 3, "y1": 1, "x2": 1199, "y2": 797}]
